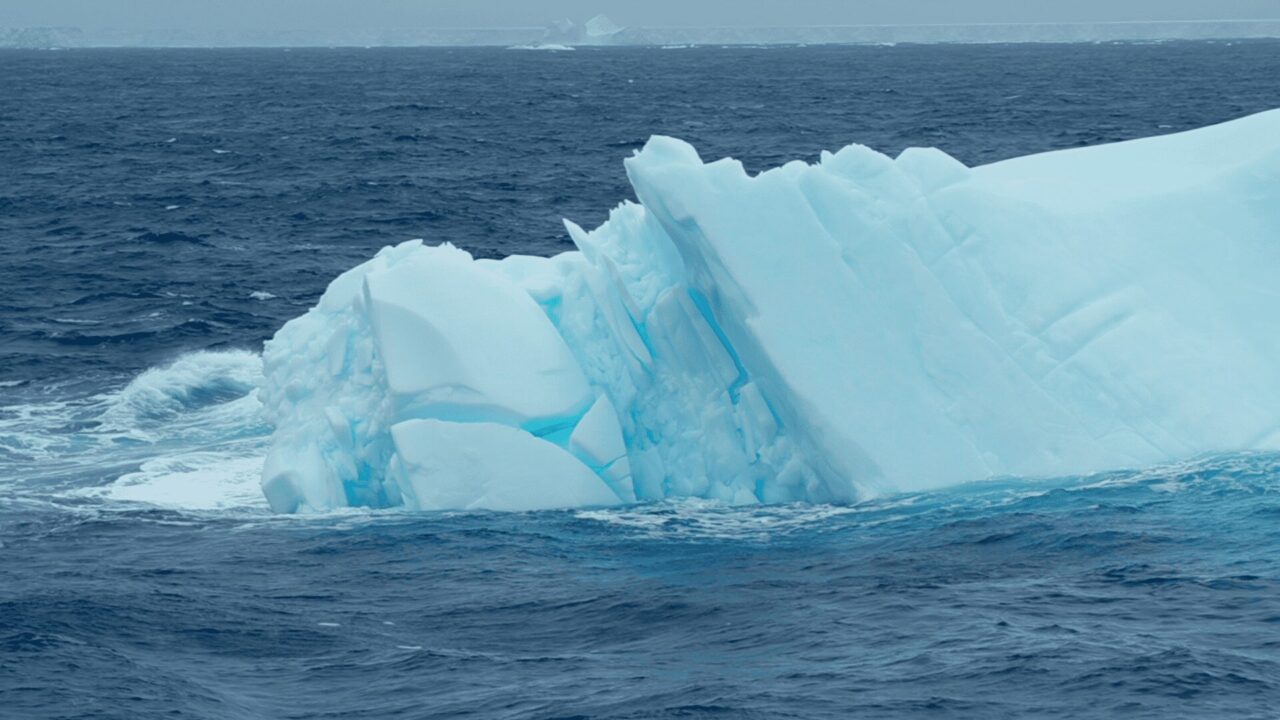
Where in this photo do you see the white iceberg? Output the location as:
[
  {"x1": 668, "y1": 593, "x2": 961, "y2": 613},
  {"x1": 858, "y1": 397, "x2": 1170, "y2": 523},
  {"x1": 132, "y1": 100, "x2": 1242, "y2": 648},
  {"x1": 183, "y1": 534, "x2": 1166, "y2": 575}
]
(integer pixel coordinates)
[
  {"x1": 584, "y1": 15, "x2": 624, "y2": 41},
  {"x1": 536, "y1": 15, "x2": 624, "y2": 47},
  {"x1": 260, "y1": 110, "x2": 1280, "y2": 513}
]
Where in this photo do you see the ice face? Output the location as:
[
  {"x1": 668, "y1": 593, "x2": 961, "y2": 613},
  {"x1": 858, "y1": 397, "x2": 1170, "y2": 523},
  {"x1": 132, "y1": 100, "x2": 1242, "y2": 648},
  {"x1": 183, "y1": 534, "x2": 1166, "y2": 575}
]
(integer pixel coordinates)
[
  {"x1": 389, "y1": 419, "x2": 620, "y2": 512},
  {"x1": 260, "y1": 110, "x2": 1280, "y2": 513}
]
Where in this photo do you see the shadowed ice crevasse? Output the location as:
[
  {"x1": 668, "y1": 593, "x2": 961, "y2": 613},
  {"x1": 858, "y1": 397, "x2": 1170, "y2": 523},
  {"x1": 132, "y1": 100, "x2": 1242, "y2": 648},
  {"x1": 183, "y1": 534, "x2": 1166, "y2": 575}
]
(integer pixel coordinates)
[{"x1": 259, "y1": 110, "x2": 1280, "y2": 512}]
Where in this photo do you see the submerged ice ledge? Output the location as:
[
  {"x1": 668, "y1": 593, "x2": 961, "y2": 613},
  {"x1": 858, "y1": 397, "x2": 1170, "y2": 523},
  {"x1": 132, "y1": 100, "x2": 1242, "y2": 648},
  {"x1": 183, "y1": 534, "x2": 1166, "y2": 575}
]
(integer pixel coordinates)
[{"x1": 260, "y1": 110, "x2": 1280, "y2": 513}]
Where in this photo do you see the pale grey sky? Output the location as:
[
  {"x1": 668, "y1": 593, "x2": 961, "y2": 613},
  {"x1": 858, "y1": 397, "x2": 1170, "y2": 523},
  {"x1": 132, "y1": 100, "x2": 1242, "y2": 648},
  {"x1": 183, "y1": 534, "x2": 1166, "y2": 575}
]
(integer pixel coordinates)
[{"x1": 4, "y1": 0, "x2": 1278, "y2": 31}]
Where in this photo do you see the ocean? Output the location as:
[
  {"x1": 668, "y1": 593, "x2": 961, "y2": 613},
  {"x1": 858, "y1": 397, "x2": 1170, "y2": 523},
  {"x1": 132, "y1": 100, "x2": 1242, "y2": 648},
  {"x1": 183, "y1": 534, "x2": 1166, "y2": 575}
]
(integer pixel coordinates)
[{"x1": 2, "y1": 42, "x2": 1280, "y2": 718}]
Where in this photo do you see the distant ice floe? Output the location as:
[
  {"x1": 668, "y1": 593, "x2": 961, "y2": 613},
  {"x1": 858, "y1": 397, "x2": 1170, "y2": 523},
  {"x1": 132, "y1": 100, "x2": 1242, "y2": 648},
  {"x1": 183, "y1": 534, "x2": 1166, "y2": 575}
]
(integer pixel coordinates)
[
  {"x1": 507, "y1": 44, "x2": 574, "y2": 51},
  {"x1": 260, "y1": 110, "x2": 1280, "y2": 513}
]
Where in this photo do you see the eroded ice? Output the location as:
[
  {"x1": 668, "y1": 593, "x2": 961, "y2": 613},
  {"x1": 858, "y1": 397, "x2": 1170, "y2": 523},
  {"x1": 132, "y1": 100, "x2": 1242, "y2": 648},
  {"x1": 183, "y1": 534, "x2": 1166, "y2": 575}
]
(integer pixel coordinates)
[{"x1": 260, "y1": 110, "x2": 1280, "y2": 513}]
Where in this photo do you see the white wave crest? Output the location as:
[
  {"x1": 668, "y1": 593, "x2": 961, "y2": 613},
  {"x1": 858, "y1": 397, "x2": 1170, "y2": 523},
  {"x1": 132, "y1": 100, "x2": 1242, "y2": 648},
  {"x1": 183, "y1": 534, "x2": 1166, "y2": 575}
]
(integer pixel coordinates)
[{"x1": 2, "y1": 350, "x2": 270, "y2": 512}]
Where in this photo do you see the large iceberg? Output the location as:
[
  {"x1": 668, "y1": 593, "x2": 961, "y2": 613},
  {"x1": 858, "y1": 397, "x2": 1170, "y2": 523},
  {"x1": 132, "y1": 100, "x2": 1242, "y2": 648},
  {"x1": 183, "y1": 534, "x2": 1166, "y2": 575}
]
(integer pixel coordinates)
[{"x1": 260, "y1": 110, "x2": 1280, "y2": 513}]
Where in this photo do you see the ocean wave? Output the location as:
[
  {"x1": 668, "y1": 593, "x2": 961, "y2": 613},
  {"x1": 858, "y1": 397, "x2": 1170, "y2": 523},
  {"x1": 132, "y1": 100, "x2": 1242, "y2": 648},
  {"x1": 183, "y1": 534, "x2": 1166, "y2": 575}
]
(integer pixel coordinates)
[
  {"x1": 0, "y1": 350, "x2": 269, "y2": 506},
  {"x1": 101, "y1": 349, "x2": 261, "y2": 427}
]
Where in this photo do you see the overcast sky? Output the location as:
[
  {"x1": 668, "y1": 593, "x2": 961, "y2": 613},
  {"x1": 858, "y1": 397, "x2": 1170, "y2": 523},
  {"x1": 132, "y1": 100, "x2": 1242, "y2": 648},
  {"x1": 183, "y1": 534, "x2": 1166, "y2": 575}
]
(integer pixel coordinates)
[{"x1": 4, "y1": 0, "x2": 1278, "y2": 31}]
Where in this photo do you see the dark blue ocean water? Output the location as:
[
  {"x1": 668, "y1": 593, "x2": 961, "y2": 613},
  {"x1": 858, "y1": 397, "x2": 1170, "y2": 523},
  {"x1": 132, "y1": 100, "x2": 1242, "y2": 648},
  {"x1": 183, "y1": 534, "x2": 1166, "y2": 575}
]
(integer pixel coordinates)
[{"x1": 2, "y1": 43, "x2": 1280, "y2": 718}]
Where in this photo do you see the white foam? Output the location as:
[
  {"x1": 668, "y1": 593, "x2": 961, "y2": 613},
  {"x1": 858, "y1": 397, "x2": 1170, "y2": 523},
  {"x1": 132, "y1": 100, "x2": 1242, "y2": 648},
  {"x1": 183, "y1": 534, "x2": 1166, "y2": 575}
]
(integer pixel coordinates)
[
  {"x1": 574, "y1": 499, "x2": 875, "y2": 541},
  {"x1": 79, "y1": 453, "x2": 268, "y2": 510}
]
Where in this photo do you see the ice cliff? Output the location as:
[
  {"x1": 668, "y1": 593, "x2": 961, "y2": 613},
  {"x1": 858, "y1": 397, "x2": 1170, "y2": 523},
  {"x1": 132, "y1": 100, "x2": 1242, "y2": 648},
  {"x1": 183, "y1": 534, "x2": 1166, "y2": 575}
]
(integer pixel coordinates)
[{"x1": 260, "y1": 110, "x2": 1280, "y2": 513}]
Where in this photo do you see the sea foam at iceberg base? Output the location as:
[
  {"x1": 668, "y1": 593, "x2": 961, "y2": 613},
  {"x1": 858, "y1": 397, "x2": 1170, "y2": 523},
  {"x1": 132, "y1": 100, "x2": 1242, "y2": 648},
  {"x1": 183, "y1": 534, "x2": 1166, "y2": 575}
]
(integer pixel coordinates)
[{"x1": 260, "y1": 110, "x2": 1280, "y2": 513}]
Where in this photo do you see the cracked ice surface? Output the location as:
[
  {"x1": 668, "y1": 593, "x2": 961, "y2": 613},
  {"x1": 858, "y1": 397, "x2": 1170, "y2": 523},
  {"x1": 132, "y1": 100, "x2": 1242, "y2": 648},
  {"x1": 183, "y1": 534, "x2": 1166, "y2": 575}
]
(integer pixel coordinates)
[{"x1": 260, "y1": 110, "x2": 1280, "y2": 512}]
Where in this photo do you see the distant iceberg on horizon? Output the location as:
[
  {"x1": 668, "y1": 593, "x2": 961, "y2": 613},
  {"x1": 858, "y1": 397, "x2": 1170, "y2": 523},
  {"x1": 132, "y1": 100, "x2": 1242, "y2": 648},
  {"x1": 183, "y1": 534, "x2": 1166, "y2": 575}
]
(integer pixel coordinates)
[
  {"x1": 538, "y1": 14, "x2": 624, "y2": 47},
  {"x1": 259, "y1": 110, "x2": 1280, "y2": 513},
  {"x1": 11, "y1": 19, "x2": 1280, "y2": 49}
]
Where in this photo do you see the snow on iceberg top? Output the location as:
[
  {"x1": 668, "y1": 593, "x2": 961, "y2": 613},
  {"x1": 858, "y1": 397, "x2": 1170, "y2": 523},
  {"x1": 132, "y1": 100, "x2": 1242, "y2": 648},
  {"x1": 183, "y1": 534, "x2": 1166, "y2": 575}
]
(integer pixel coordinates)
[
  {"x1": 260, "y1": 110, "x2": 1280, "y2": 513},
  {"x1": 974, "y1": 108, "x2": 1280, "y2": 205}
]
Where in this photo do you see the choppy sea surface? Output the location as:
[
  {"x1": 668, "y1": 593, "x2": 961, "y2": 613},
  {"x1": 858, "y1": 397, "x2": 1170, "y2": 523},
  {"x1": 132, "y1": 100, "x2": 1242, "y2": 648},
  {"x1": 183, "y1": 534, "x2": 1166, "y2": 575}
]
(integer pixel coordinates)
[{"x1": 2, "y1": 43, "x2": 1280, "y2": 719}]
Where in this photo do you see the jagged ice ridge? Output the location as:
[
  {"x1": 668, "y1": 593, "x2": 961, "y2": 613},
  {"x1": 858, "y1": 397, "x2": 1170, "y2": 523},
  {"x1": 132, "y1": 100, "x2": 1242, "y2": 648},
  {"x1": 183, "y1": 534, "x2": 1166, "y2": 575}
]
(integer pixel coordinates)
[{"x1": 260, "y1": 110, "x2": 1280, "y2": 513}]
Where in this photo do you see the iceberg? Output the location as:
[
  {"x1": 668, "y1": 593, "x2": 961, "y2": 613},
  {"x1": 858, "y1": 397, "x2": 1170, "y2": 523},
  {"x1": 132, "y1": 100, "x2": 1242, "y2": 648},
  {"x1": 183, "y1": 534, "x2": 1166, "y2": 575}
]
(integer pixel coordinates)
[
  {"x1": 260, "y1": 110, "x2": 1280, "y2": 513},
  {"x1": 536, "y1": 15, "x2": 624, "y2": 47}
]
